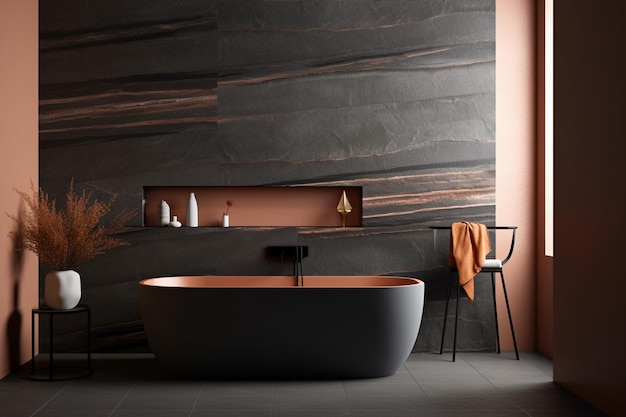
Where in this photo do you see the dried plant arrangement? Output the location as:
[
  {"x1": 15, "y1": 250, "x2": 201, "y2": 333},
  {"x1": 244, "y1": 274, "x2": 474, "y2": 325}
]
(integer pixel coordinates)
[
  {"x1": 224, "y1": 199, "x2": 234, "y2": 216},
  {"x1": 7, "y1": 180, "x2": 136, "y2": 271}
]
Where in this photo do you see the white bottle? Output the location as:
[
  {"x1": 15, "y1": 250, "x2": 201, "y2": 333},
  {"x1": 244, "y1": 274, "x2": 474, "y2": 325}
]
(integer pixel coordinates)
[
  {"x1": 158, "y1": 200, "x2": 170, "y2": 226},
  {"x1": 187, "y1": 192, "x2": 198, "y2": 227}
]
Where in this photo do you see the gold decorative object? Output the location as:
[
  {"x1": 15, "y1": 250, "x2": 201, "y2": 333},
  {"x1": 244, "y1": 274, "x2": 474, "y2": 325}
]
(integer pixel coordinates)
[{"x1": 336, "y1": 190, "x2": 352, "y2": 227}]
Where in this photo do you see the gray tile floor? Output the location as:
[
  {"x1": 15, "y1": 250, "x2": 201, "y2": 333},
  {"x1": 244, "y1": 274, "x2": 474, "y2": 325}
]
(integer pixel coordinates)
[{"x1": 0, "y1": 351, "x2": 608, "y2": 417}]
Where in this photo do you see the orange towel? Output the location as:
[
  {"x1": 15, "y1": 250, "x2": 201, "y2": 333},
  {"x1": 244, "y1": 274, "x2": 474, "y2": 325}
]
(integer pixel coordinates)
[{"x1": 448, "y1": 222, "x2": 491, "y2": 302}]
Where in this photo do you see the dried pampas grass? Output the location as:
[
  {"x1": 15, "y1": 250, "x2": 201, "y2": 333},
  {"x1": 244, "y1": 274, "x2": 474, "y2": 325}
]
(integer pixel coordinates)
[{"x1": 7, "y1": 180, "x2": 136, "y2": 271}]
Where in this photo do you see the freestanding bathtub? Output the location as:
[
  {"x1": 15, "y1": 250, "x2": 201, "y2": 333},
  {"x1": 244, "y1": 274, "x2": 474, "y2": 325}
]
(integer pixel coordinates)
[{"x1": 139, "y1": 275, "x2": 424, "y2": 379}]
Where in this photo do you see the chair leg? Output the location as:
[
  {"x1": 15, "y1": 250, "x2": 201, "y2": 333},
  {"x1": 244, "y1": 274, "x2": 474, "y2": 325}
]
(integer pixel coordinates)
[
  {"x1": 440, "y1": 270, "x2": 454, "y2": 355},
  {"x1": 452, "y1": 274, "x2": 460, "y2": 362},
  {"x1": 499, "y1": 270, "x2": 520, "y2": 360},
  {"x1": 491, "y1": 272, "x2": 501, "y2": 354}
]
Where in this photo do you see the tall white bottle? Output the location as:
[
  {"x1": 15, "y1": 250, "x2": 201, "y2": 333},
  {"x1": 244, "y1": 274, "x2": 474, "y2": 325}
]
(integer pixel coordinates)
[
  {"x1": 158, "y1": 200, "x2": 170, "y2": 226},
  {"x1": 187, "y1": 192, "x2": 198, "y2": 227}
]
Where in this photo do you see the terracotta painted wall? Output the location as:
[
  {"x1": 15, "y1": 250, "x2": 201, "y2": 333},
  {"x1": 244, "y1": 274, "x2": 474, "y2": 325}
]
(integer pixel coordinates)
[
  {"x1": 554, "y1": 2, "x2": 626, "y2": 415},
  {"x1": 495, "y1": 0, "x2": 537, "y2": 352},
  {"x1": 0, "y1": 0, "x2": 39, "y2": 379}
]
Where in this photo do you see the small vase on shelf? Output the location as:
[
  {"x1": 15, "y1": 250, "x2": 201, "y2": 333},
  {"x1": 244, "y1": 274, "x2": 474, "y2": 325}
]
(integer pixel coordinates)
[
  {"x1": 187, "y1": 192, "x2": 198, "y2": 227},
  {"x1": 158, "y1": 200, "x2": 170, "y2": 226},
  {"x1": 168, "y1": 215, "x2": 182, "y2": 227},
  {"x1": 222, "y1": 200, "x2": 234, "y2": 227}
]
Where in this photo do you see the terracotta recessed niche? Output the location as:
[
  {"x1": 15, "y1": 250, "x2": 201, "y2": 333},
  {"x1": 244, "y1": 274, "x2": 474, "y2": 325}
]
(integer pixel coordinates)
[{"x1": 143, "y1": 186, "x2": 362, "y2": 227}]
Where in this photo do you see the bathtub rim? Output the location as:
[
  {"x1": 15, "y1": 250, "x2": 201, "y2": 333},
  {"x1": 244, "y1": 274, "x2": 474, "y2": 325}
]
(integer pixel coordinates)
[{"x1": 139, "y1": 275, "x2": 423, "y2": 289}]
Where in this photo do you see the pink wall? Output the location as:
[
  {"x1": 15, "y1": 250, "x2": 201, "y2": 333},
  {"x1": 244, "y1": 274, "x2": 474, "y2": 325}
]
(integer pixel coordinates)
[
  {"x1": 0, "y1": 0, "x2": 39, "y2": 378},
  {"x1": 495, "y1": 0, "x2": 538, "y2": 352}
]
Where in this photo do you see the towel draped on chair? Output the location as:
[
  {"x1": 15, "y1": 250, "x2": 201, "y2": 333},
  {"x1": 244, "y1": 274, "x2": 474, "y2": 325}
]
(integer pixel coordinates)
[{"x1": 448, "y1": 221, "x2": 491, "y2": 302}]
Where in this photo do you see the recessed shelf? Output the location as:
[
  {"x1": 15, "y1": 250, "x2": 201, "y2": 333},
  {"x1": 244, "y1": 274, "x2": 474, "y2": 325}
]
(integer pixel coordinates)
[{"x1": 143, "y1": 186, "x2": 362, "y2": 227}]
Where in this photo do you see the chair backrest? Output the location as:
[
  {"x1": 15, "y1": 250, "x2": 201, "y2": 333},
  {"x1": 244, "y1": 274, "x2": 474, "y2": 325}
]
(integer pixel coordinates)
[
  {"x1": 430, "y1": 225, "x2": 517, "y2": 265},
  {"x1": 488, "y1": 226, "x2": 517, "y2": 265}
]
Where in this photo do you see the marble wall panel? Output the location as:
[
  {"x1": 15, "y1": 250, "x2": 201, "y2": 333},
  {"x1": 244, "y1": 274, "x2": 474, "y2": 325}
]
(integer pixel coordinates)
[{"x1": 38, "y1": 0, "x2": 495, "y2": 354}]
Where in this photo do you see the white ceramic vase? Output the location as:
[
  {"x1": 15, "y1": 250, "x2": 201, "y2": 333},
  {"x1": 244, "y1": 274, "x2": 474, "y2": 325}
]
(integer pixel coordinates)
[
  {"x1": 158, "y1": 200, "x2": 170, "y2": 226},
  {"x1": 222, "y1": 214, "x2": 229, "y2": 227},
  {"x1": 187, "y1": 193, "x2": 198, "y2": 227},
  {"x1": 44, "y1": 270, "x2": 81, "y2": 310}
]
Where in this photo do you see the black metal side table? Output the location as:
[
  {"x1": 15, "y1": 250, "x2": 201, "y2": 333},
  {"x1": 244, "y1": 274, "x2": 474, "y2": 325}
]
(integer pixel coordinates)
[{"x1": 26, "y1": 304, "x2": 93, "y2": 381}]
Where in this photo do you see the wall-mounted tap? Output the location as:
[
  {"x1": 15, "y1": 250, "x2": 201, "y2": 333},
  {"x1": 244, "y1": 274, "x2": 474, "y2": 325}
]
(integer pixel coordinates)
[{"x1": 267, "y1": 246, "x2": 309, "y2": 286}]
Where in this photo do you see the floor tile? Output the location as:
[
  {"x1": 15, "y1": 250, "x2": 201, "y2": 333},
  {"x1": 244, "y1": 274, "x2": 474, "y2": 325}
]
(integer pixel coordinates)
[
  {"x1": 272, "y1": 412, "x2": 351, "y2": 417},
  {"x1": 351, "y1": 412, "x2": 439, "y2": 417},
  {"x1": 525, "y1": 411, "x2": 609, "y2": 417},
  {"x1": 201, "y1": 381, "x2": 275, "y2": 396},
  {"x1": 273, "y1": 380, "x2": 345, "y2": 395},
  {"x1": 347, "y1": 394, "x2": 437, "y2": 412},
  {"x1": 194, "y1": 394, "x2": 273, "y2": 411},
  {"x1": 343, "y1": 381, "x2": 426, "y2": 397},
  {"x1": 116, "y1": 394, "x2": 198, "y2": 411},
  {"x1": 0, "y1": 352, "x2": 609, "y2": 417},
  {"x1": 130, "y1": 380, "x2": 203, "y2": 396},
  {"x1": 272, "y1": 393, "x2": 350, "y2": 412},
  {"x1": 434, "y1": 412, "x2": 530, "y2": 417},
  {"x1": 191, "y1": 411, "x2": 272, "y2": 417},
  {"x1": 43, "y1": 393, "x2": 125, "y2": 410},
  {"x1": 32, "y1": 410, "x2": 112, "y2": 417},
  {"x1": 110, "y1": 410, "x2": 192, "y2": 417}
]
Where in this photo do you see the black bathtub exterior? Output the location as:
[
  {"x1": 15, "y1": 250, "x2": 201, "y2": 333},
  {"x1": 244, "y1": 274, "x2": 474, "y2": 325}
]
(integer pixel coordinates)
[{"x1": 139, "y1": 276, "x2": 424, "y2": 379}]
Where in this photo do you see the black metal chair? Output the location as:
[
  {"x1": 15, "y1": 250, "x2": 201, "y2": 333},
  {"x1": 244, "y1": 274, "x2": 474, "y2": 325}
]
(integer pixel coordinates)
[{"x1": 430, "y1": 226, "x2": 519, "y2": 362}]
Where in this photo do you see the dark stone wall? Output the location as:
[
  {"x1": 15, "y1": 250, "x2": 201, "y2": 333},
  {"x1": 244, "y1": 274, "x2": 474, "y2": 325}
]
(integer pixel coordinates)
[{"x1": 38, "y1": 0, "x2": 495, "y2": 353}]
